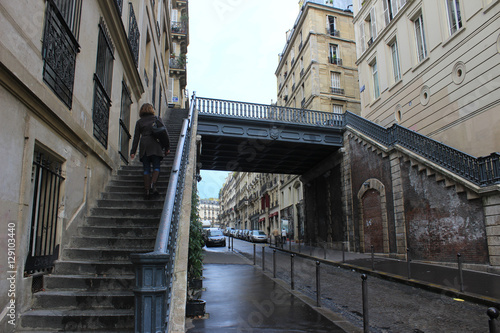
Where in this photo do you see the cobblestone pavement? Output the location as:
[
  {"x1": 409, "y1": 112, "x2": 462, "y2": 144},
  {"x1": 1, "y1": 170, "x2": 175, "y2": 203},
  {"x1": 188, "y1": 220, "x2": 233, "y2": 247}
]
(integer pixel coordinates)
[{"x1": 229, "y1": 239, "x2": 492, "y2": 333}]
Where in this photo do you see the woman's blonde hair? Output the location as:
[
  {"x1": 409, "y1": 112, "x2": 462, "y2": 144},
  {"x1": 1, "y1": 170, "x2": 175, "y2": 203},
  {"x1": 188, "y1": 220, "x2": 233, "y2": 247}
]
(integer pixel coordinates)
[{"x1": 139, "y1": 103, "x2": 155, "y2": 117}]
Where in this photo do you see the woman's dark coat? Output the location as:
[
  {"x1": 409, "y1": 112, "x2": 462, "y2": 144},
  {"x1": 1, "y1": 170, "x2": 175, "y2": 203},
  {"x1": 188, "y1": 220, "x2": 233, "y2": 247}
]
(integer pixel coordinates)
[{"x1": 130, "y1": 115, "x2": 166, "y2": 161}]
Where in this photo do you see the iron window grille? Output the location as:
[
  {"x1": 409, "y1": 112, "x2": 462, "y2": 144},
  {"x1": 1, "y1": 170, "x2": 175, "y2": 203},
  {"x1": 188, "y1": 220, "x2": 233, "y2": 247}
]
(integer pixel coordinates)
[
  {"x1": 25, "y1": 149, "x2": 65, "y2": 275},
  {"x1": 41, "y1": 0, "x2": 82, "y2": 108},
  {"x1": 92, "y1": 18, "x2": 115, "y2": 149},
  {"x1": 128, "y1": 3, "x2": 140, "y2": 67},
  {"x1": 119, "y1": 81, "x2": 132, "y2": 163}
]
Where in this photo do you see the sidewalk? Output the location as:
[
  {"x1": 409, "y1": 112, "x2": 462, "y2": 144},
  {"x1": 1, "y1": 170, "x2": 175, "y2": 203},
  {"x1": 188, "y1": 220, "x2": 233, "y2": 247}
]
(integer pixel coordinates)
[
  {"x1": 271, "y1": 241, "x2": 500, "y2": 307},
  {"x1": 185, "y1": 250, "x2": 360, "y2": 333}
]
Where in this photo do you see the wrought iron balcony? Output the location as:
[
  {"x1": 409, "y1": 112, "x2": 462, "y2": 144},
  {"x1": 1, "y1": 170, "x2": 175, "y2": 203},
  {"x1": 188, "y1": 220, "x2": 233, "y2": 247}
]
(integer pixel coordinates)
[
  {"x1": 329, "y1": 29, "x2": 340, "y2": 37},
  {"x1": 367, "y1": 37, "x2": 374, "y2": 47},
  {"x1": 329, "y1": 57, "x2": 343, "y2": 66},
  {"x1": 331, "y1": 87, "x2": 345, "y2": 95},
  {"x1": 169, "y1": 56, "x2": 186, "y2": 70},
  {"x1": 171, "y1": 21, "x2": 187, "y2": 34}
]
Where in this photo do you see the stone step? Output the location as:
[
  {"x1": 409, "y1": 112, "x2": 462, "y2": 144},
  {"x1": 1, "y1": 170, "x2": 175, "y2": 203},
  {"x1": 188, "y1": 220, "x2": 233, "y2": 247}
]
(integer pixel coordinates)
[
  {"x1": 62, "y1": 248, "x2": 151, "y2": 261},
  {"x1": 100, "y1": 192, "x2": 166, "y2": 201},
  {"x1": 85, "y1": 216, "x2": 160, "y2": 227},
  {"x1": 19, "y1": 309, "x2": 133, "y2": 331},
  {"x1": 70, "y1": 236, "x2": 155, "y2": 249},
  {"x1": 44, "y1": 274, "x2": 134, "y2": 291},
  {"x1": 32, "y1": 290, "x2": 133, "y2": 309},
  {"x1": 89, "y1": 207, "x2": 163, "y2": 217},
  {"x1": 78, "y1": 225, "x2": 158, "y2": 238},
  {"x1": 95, "y1": 199, "x2": 163, "y2": 209},
  {"x1": 54, "y1": 260, "x2": 133, "y2": 275},
  {"x1": 105, "y1": 184, "x2": 169, "y2": 193}
]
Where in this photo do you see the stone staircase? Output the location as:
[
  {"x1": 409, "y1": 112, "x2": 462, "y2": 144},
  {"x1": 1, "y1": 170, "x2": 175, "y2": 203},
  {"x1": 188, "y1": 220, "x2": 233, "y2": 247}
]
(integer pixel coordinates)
[{"x1": 19, "y1": 109, "x2": 188, "y2": 332}]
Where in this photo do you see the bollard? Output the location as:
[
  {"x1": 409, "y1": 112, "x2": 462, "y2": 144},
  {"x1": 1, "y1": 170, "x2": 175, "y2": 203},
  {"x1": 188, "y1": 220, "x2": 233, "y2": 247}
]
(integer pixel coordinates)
[
  {"x1": 273, "y1": 249, "x2": 276, "y2": 278},
  {"x1": 228, "y1": 235, "x2": 231, "y2": 249},
  {"x1": 291, "y1": 254, "x2": 295, "y2": 290},
  {"x1": 253, "y1": 243, "x2": 256, "y2": 265},
  {"x1": 361, "y1": 274, "x2": 369, "y2": 333},
  {"x1": 458, "y1": 253, "x2": 464, "y2": 292},
  {"x1": 262, "y1": 246, "x2": 265, "y2": 271},
  {"x1": 324, "y1": 243, "x2": 327, "y2": 260},
  {"x1": 407, "y1": 248, "x2": 411, "y2": 280},
  {"x1": 342, "y1": 242, "x2": 345, "y2": 263},
  {"x1": 231, "y1": 236, "x2": 234, "y2": 252},
  {"x1": 316, "y1": 261, "x2": 321, "y2": 307},
  {"x1": 487, "y1": 307, "x2": 499, "y2": 333},
  {"x1": 371, "y1": 245, "x2": 375, "y2": 271}
]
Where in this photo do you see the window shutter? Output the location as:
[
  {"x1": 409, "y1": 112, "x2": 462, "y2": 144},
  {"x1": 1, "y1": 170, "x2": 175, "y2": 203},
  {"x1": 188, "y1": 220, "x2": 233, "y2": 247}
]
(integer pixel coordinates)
[
  {"x1": 383, "y1": 0, "x2": 390, "y2": 26},
  {"x1": 370, "y1": 7, "x2": 377, "y2": 39},
  {"x1": 359, "y1": 22, "x2": 366, "y2": 53}
]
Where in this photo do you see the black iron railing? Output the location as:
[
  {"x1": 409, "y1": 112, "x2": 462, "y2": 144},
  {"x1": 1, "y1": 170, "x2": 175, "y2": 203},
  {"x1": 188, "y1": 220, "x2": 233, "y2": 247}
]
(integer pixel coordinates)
[
  {"x1": 345, "y1": 111, "x2": 500, "y2": 186},
  {"x1": 197, "y1": 97, "x2": 499, "y2": 186},
  {"x1": 196, "y1": 97, "x2": 344, "y2": 128},
  {"x1": 131, "y1": 93, "x2": 195, "y2": 332},
  {"x1": 128, "y1": 3, "x2": 140, "y2": 67}
]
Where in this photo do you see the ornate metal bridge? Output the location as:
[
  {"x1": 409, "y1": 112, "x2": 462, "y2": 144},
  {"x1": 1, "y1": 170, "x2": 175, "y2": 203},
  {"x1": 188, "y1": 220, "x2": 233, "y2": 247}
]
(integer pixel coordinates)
[
  {"x1": 196, "y1": 97, "x2": 345, "y2": 174},
  {"x1": 195, "y1": 96, "x2": 499, "y2": 184}
]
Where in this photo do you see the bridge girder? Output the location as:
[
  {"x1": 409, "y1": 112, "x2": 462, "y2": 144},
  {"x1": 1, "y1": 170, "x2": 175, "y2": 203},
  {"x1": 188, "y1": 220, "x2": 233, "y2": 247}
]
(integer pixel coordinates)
[{"x1": 197, "y1": 114, "x2": 343, "y2": 174}]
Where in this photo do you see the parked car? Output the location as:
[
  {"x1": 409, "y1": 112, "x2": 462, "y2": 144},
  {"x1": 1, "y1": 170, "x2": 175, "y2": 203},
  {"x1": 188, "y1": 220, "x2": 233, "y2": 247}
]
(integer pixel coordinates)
[
  {"x1": 224, "y1": 227, "x2": 235, "y2": 236},
  {"x1": 205, "y1": 228, "x2": 226, "y2": 247},
  {"x1": 242, "y1": 230, "x2": 251, "y2": 241},
  {"x1": 250, "y1": 230, "x2": 267, "y2": 243}
]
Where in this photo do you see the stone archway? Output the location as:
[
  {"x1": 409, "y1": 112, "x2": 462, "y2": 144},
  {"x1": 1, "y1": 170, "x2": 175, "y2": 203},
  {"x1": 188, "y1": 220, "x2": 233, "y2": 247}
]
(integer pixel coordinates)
[{"x1": 358, "y1": 178, "x2": 389, "y2": 254}]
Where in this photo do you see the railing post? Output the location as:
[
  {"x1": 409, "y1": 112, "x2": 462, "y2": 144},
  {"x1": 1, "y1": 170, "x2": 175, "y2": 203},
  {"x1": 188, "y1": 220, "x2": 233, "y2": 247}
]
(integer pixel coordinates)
[
  {"x1": 457, "y1": 253, "x2": 464, "y2": 292},
  {"x1": 361, "y1": 274, "x2": 369, "y2": 333},
  {"x1": 253, "y1": 243, "x2": 256, "y2": 265},
  {"x1": 262, "y1": 246, "x2": 265, "y2": 271},
  {"x1": 488, "y1": 307, "x2": 499, "y2": 333},
  {"x1": 130, "y1": 252, "x2": 170, "y2": 333},
  {"x1": 342, "y1": 241, "x2": 345, "y2": 263},
  {"x1": 273, "y1": 249, "x2": 276, "y2": 278},
  {"x1": 316, "y1": 261, "x2": 321, "y2": 307},
  {"x1": 407, "y1": 248, "x2": 411, "y2": 280},
  {"x1": 371, "y1": 245, "x2": 375, "y2": 271}
]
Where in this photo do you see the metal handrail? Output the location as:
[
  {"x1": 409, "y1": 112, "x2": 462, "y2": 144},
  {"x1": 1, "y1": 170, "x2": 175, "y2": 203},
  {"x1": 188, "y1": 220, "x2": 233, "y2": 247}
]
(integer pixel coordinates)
[{"x1": 154, "y1": 92, "x2": 195, "y2": 253}]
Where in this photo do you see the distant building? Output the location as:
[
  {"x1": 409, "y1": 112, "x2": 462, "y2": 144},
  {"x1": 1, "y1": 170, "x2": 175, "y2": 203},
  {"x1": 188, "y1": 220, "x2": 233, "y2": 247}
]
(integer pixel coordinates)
[
  {"x1": 276, "y1": 0, "x2": 361, "y2": 115},
  {"x1": 352, "y1": 0, "x2": 499, "y2": 157},
  {"x1": 198, "y1": 198, "x2": 220, "y2": 227}
]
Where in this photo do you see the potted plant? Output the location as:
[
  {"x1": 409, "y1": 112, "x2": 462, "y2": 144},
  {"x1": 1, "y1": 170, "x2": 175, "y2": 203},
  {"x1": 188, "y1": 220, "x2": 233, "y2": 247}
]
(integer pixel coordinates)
[{"x1": 186, "y1": 187, "x2": 205, "y2": 317}]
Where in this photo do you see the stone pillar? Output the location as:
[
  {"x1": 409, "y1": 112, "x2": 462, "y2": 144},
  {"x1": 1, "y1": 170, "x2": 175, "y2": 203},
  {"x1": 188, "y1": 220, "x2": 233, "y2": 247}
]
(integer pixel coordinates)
[
  {"x1": 484, "y1": 193, "x2": 500, "y2": 266},
  {"x1": 130, "y1": 252, "x2": 170, "y2": 333},
  {"x1": 341, "y1": 133, "x2": 354, "y2": 251},
  {"x1": 390, "y1": 152, "x2": 407, "y2": 258}
]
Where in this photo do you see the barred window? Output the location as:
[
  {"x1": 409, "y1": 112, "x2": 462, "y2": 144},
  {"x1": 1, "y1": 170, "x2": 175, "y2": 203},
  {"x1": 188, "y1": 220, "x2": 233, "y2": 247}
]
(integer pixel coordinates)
[
  {"x1": 42, "y1": 0, "x2": 82, "y2": 108},
  {"x1": 92, "y1": 18, "x2": 115, "y2": 148}
]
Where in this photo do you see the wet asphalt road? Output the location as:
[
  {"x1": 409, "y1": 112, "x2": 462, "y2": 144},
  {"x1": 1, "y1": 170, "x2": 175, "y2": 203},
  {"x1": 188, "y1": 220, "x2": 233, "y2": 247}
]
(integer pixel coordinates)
[
  {"x1": 186, "y1": 246, "x2": 348, "y2": 332},
  {"x1": 210, "y1": 238, "x2": 492, "y2": 333}
]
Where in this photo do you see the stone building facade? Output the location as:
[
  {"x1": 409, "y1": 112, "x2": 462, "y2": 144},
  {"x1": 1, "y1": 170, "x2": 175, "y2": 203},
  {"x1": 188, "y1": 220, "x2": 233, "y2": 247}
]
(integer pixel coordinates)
[{"x1": 0, "y1": 0, "x2": 188, "y2": 330}]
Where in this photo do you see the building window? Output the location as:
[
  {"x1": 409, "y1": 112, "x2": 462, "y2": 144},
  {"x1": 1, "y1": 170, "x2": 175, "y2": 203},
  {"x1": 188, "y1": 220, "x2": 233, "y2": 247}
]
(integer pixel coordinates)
[
  {"x1": 42, "y1": 0, "x2": 82, "y2": 108},
  {"x1": 390, "y1": 40, "x2": 401, "y2": 82},
  {"x1": 414, "y1": 14, "x2": 427, "y2": 62},
  {"x1": 446, "y1": 0, "x2": 462, "y2": 35},
  {"x1": 327, "y1": 15, "x2": 339, "y2": 36},
  {"x1": 92, "y1": 18, "x2": 115, "y2": 149},
  {"x1": 331, "y1": 72, "x2": 344, "y2": 95},
  {"x1": 25, "y1": 148, "x2": 65, "y2": 274},
  {"x1": 128, "y1": 3, "x2": 140, "y2": 67},
  {"x1": 119, "y1": 81, "x2": 132, "y2": 163},
  {"x1": 329, "y1": 44, "x2": 342, "y2": 65},
  {"x1": 367, "y1": 8, "x2": 377, "y2": 46},
  {"x1": 371, "y1": 60, "x2": 380, "y2": 99},
  {"x1": 332, "y1": 104, "x2": 343, "y2": 114}
]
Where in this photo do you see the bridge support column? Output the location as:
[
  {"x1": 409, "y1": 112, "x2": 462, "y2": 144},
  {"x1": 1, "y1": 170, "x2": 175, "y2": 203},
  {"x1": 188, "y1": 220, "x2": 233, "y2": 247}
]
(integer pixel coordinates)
[
  {"x1": 390, "y1": 152, "x2": 407, "y2": 258},
  {"x1": 131, "y1": 252, "x2": 170, "y2": 333}
]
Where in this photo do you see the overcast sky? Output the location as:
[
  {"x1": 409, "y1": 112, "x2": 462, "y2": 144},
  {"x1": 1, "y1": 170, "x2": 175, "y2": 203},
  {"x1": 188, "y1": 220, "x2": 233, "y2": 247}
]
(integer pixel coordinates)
[{"x1": 187, "y1": 0, "x2": 301, "y2": 198}]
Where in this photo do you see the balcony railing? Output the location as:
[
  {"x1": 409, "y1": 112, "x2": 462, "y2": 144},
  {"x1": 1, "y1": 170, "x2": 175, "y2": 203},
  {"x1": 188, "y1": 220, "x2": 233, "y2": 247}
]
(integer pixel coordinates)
[
  {"x1": 329, "y1": 29, "x2": 340, "y2": 37},
  {"x1": 331, "y1": 87, "x2": 345, "y2": 95},
  {"x1": 329, "y1": 57, "x2": 343, "y2": 65},
  {"x1": 169, "y1": 56, "x2": 186, "y2": 70},
  {"x1": 171, "y1": 21, "x2": 187, "y2": 34}
]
